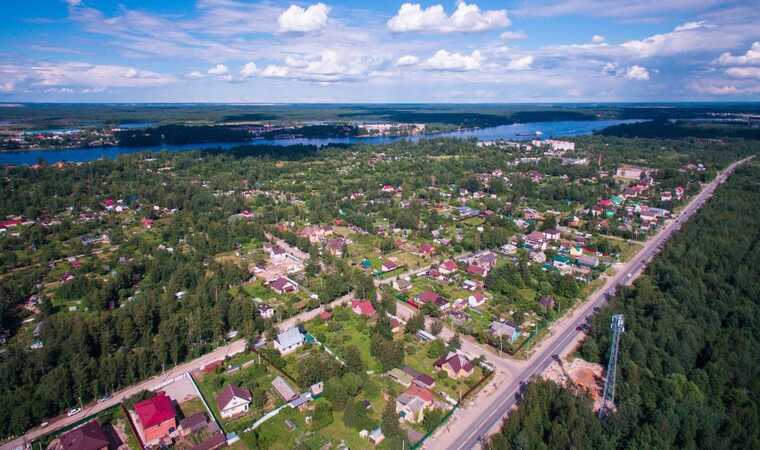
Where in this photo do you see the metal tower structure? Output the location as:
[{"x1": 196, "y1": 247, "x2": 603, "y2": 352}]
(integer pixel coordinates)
[{"x1": 599, "y1": 314, "x2": 625, "y2": 418}]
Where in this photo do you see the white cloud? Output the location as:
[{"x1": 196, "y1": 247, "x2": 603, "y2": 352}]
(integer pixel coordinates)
[
  {"x1": 255, "y1": 50, "x2": 384, "y2": 83},
  {"x1": 207, "y1": 64, "x2": 229, "y2": 76},
  {"x1": 624, "y1": 65, "x2": 650, "y2": 80},
  {"x1": 27, "y1": 62, "x2": 175, "y2": 88},
  {"x1": 259, "y1": 65, "x2": 290, "y2": 78},
  {"x1": 500, "y1": 31, "x2": 527, "y2": 41},
  {"x1": 592, "y1": 35, "x2": 605, "y2": 43},
  {"x1": 620, "y1": 21, "x2": 723, "y2": 58},
  {"x1": 674, "y1": 21, "x2": 711, "y2": 32},
  {"x1": 513, "y1": 0, "x2": 724, "y2": 20},
  {"x1": 186, "y1": 70, "x2": 205, "y2": 79},
  {"x1": 65, "y1": 0, "x2": 81, "y2": 6},
  {"x1": 506, "y1": 55, "x2": 534, "y2": 70},
  {"x1": 0, "y1": 81, "x2": 15, "y2": 93},
  {"x1": 423, "y1": 49, "x2": 483, "y2": 71},
  {"x1": 278, "y1": 3, "x2": 330, "y2": 33},
  {"x1": 715, "y1": 42, "x2": 760, "y2": 66},
  {"x1": 690, "y1": 82, "x2": 738, "y2": 95},
  {"x1": 240, "y1": 62, "x2": 258, "y2": 79},
  {"x1": 726, "y1": 67, "x2": 760, "y2": 79},
  {"x1": 396, "y1": 55, "x2": 420, "y2": 66},
  {"x1": 387, "y1": 2, "x2": 509, "y2": 33}
]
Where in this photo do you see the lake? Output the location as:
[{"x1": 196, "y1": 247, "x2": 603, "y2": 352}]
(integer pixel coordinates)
[{"x1": 0, "y1": 119, "x2": 640, "y2": 166}]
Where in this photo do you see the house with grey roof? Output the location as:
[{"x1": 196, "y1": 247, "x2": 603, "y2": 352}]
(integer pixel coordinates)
[
  {"x1": 490, "y1": 321, "x2": 519, "y2": 344},
  {"x1": 274, "y1": 326, "x2": 304, "y2": 355},
  {"x1": 272, "y1": 376, "x2": 298, "y2": 402}
]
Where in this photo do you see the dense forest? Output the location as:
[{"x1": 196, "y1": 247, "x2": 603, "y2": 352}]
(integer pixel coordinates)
[
  {"x1": 599, "y1": 119, "x2": 760, "y2": 140},
  {"x1": 261, "y1": 124, "x2": 359, "y2": 139},
  {"x1": 117, "y1": 124, "x2": 252, "y2": 147},
  {"x1": 489, "y1": 162, "x2": 760, "y2": 449}
]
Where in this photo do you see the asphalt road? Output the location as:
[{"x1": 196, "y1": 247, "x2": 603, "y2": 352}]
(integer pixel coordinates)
[
  {"x1": 437, "y1": 157, "x2": 750, "y2": 450},
  {"x1": 0, "y1": 340, "x2": 247, "y2": 450}
]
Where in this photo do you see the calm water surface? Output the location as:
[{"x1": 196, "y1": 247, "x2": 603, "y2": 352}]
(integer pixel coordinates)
[{"x1": 0, "y1": 119, "x2": 640, "y2": 165}]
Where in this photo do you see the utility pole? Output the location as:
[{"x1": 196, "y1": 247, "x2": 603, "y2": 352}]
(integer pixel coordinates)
[{"x1": 599, "y1": 314, "x2": 624, "y2": 418}]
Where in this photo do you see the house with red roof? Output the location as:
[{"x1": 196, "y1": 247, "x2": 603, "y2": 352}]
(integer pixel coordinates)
[
  {"x1": 466, "y1": 264, "x2": 488, "y2": 277},
  {"x1": 381, "y1": 260, "x2": 399, "y2": 272},
  {"x1": 216, "y1": 384, "x2": 252, "y2": 419},
  {"x1": 395, "y1": 385, "x2": 434, "y2": 423},
  {"x1": 543, "y1": 229, "x2": 561, "y2": 241},
  {"x1": 53, "y1": 420, "x2": 109, "y2": 450},
  {"x1": 468, "y1": 291, "x2": 487, "y2": 307},
  {"x1": 598, "y1": 198, "x2": 614, "y2": 208},
  {"x1": 0, "y1": 219, "x2": 23, "y2": 230},
  {"x1": 134, "y1": 392, "x2": 176, "y2": 445},
  {"x1": 524, "y1": 231, "x2": 547, "y2": 251},
  {"x1": 438, "y1": 260, "x2": 458, "y2": 275},
  {"x1": 416, "y1": 243, "x2": 435, "y2": 257},
  {"x1": 434, "y1": 352, "x2": 474, "y2": 379},
  {"x1": 268, "y1": 276, "x2": 297, "y2": 294},
  {"x1": 351, "y1": 300, "x2": 377, "y2": 317}
]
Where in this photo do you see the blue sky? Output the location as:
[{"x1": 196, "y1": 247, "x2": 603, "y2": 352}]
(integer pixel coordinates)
[{"x1": 1, "y1": 0, "x2": 759, "y2": 102}]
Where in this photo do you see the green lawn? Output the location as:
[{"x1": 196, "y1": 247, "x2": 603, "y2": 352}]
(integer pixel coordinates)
[
  {"x1": 306, "y1": 308, "x2": 380, "y2": 372},
  {"x1": 178, "y1": 398, "x2": 206, "y2": 418},
  {"x1": 403, "y1": 338, "x2": 484, "y2": 401}
]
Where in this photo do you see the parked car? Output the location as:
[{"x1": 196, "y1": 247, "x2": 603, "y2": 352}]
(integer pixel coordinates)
[{"x1": 66, "y1": 407, "x2": 81, "y2": 417}]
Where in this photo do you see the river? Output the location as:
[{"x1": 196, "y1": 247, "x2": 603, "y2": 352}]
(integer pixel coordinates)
[{"x1": 0, "y1": 119, "x2": 640, "y2": 166}]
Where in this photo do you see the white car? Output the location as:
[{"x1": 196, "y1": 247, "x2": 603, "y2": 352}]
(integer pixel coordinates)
[{"x1": 66, "y1": 407, "x2": 81, "y2": 417}]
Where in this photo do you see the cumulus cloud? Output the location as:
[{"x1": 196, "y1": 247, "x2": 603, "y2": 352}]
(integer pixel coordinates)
[
  {"x1": 715, "y1": 42, "x2": 760, "y2": 66},
  {"x1": 207, "y1": 64, "x2": 229, "y2": 76},
  {"x1": 500, "y1": 31, "x2": 527, "y2": 41},
  {"x1": 253, "y1": 50, "x2": 385, "y2": 83},
  {"x1": 620, "y1": 21, "x2": 722, "y2": 58},
  {"x1": 624, "y1": 65, "x2": 650, "y2": 80},
  {"x1": 387, "y1": 2, "x2": 509, "y2": 33},
  {"x1": 506, "y1": 55, "x2": 534, "y2": 70},
  {"x1": 592, "y1": 35, "x2": 605, "y2": 43},
  {"x1": 186, "y1": 70, "x2": 205, "y2": 79},
  {"x1": 259, "y1": 65, "x2": 290, "y2": 78},
  {"x1": 396, "y1": 55, "x2": 420, "y2": 66},
  {"x1": 278, "y1": 3, "x2": 330, "y2": 33},
  {"x1": 240, "y1": 62, "x2": 258, "y2": 79},
  {"x1": 726, "y1": 67, "x2": 760, "y2": 79},
  {"x1": 601, "y1": 62, "x2": 650, "y2": 80},
  {"x1": 423, "y1": 49, "x2": 483, "y2": 71}
]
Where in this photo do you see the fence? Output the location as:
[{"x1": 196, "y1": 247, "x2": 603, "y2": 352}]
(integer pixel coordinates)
[
  {"x1": 409, "y1": 367, "x2": 495, "y2": 449},
  {"x1": 120, "y1": 403, "x2": 146, "y2": 450}
]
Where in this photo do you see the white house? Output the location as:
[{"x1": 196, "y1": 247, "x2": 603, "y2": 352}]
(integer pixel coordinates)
[
  {"x1": 274, "y1": 327, "x2": 305, "y2": 355},
  {"x1": 216, "y1": 384, "x2": 252, "y2": 419}
]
